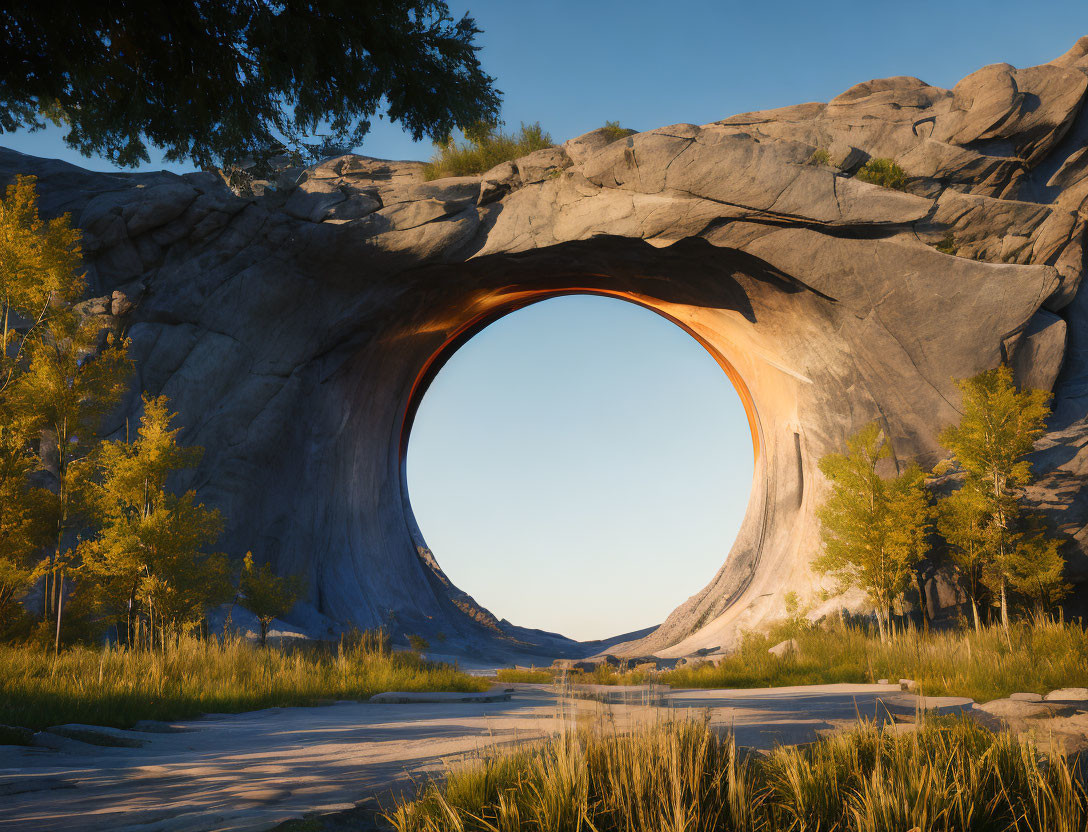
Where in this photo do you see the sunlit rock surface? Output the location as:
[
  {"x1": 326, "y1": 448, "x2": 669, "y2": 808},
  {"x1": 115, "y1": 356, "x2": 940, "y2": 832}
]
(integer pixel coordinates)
[{"x1": 6, "y1": 38, "x2": 1088, "y2": 658}]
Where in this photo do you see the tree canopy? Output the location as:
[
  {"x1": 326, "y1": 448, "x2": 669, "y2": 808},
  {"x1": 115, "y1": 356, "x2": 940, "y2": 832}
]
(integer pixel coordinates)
[{"x1": 0, "y1": 0, "x2": 502, "y2": 170}]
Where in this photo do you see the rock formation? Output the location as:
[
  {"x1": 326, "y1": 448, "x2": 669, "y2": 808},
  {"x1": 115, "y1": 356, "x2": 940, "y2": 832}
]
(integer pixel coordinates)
[{"x1": 5, "y1": 38, "x2": 1088, "y2": 658}]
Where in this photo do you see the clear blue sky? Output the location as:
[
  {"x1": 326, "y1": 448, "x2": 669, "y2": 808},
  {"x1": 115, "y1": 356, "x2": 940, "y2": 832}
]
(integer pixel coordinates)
[
  {"x1": 407, "y1": 297, "x2": 752, "y2": 640},
  {"x1": 2, "y1": 3, "x2": 1085, "y2": 639}
]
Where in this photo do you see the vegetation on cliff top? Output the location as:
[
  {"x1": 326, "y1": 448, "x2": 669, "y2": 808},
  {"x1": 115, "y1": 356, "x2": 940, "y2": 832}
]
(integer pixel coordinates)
[{"x1": 424, "y1": 121, "x2": 554, "y2": 179}]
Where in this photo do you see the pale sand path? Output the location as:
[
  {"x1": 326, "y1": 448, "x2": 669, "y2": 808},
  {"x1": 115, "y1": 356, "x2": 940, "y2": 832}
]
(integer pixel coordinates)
[{"x1": 0, "y1": 684, "x2": 971, "y2": 832}]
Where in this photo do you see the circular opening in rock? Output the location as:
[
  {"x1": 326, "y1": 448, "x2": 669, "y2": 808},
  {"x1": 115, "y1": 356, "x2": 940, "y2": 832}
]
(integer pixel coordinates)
[{"x1": 405, "y1": 295, "x2": 755, "y2": 642}]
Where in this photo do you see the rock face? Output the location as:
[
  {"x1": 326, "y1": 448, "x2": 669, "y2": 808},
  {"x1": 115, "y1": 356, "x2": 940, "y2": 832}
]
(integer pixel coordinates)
[{"x1": 6, "y1": 39, "x2": 1088, "y2": 658}]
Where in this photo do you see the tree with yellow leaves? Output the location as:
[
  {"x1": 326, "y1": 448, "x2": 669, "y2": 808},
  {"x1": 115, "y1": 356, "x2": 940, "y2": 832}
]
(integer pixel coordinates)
[
  {"x1": 813, "y1": 422, "x2": 933, "y2": 641},
  {"x1": 938, "y1": 365, "x2": 1058, "y2": 630},
  {"x1": 239, "y1": 552, "x2": 302, "y2": 646},
  {"x1": 936, "y1": 480, "x2": 991, "y2": 632},
  {"x1": 79, "y1": 395, "x2": 230, "y2": 648},
  {"x1": 0, "y1": 174, "x2": 128, "y2": 644},
  {"x1": 0, "y1": 175, "x2": 84, "y2": 395},
  {"x1": 6, "y1": 195, "x2": 131, "y2": 646}
]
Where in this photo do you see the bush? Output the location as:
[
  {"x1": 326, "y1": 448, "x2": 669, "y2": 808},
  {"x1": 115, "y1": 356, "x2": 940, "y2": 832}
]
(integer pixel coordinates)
[
  {"x1": 855, "y1": 157, "x2": 907, "y2": 190},
  {"x1": 424, "y1": 122, "x2": 553, "y2": 179},
  {"x1": 808, "y1": 147, "x2": 832, "y2": 166}
]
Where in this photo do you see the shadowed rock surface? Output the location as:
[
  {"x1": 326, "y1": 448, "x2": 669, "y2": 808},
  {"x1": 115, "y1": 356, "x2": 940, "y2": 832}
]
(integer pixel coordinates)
[{"x1": 5, "y1": 38, "x2": 1088, "y2": 658}]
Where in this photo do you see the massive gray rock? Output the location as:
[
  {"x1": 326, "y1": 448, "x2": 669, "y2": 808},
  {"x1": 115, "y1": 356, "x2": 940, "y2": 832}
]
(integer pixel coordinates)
[{"x1": 5, "y1": 38, "x2": 1088, "y2": 658}]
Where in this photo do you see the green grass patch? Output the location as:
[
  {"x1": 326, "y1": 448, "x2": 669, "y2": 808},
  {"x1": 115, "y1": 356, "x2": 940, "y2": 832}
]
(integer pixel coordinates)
[
  {"x1": 424, "y1": 122, "x2": 553, "y2": 180},
  {"x1": 390, "y1": 716, "x2": 1088, "y2": 831},
  {"x1": 808, "y1": 147, "x2": 832, "y2": 166},
  {"x1": 854, "y1": 157, "x2": 907, "y2": 190},
  {"x1": 0, "y1": 634, "x2": 490, "y2": 732}
]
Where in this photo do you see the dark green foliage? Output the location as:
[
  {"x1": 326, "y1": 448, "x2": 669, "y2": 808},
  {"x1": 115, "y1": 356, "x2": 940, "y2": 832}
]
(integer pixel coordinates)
[
  {"x1": 0, "y1": 1, "x2": 501, "y2": 170},
  {"x1": 855, "y1": 158, "x2": 907, "y2": 190},
  {"x1": 424, "y1": 121, "x2": 553, "y2": 179}
]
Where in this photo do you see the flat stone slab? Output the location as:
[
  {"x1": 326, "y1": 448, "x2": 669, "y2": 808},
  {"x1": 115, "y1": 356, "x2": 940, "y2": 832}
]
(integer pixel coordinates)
[
  {"x1": 874, "y1": 694, "x2": 975, "y2": 717},
  {"x1": 129, "y1": 720, "x2": 199, "y2": 734},
  {"x1": 1045, "y1": 688, "x2": 1088, "y2": 701},
  {"x1": 975, "y1": 699, "x2": 1079, "y2": 719},
  {"x1": 368, "y1": 689, "x2": 512, "y2": 704},
  {"x1": 44, "y1": 724, "x2": 148, "y2": 748}
]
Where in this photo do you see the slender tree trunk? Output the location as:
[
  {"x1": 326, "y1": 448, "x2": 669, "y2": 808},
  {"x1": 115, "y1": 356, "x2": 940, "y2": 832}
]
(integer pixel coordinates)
[
  {"x1": 53, "y1": 571, "x2": 63, "y2": 653},
  {"x1": 876, "y1": 608, "x2": 887, "y2": 643},
  {"x1": 968, "y1": 571, "x2": 981, "y2": 633},
  {"x1": 999, "y1": 576, "x2": 1009, "y2": 633},
  {"x1": 260, "y1": 620, "x2": 268, "y2": 647},
  {"x1": 915, "y1": 572, "x2": 931, "y2": 634}
]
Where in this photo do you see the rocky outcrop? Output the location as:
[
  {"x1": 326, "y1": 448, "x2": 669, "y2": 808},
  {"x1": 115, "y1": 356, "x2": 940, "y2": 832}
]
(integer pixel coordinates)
[{"x1": 5, "y1": 38, "x2": 1088, "y2": 658}]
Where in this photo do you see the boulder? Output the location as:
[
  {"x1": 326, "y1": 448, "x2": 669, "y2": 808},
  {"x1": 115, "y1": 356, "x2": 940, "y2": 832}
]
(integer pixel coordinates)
[
  {"x1": 975, "y1": 698, "x2": 1078, "y2": 719},
  {"x1": 1009, "y1": 692, "x2": 1045, "y2": 702},
  {"x1": 768, "y1": 639, "x2": 797, "y2": 657}
]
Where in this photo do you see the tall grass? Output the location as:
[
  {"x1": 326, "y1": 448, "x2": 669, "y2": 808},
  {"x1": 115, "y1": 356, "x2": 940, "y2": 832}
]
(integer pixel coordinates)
[
  {"x1": 424, "y1": 122, "x2": 553, "y2": 179},
  {"x1": 496, "y1": 667, "x2": 554, "y2": 684},
  {"x1": 495, "y1": 621, "x2": 1088, "y2": 703},
  {"x1": 0, "y1": 634, "x2": 489, "y2": 731},
  {"x1": 390, "y1": 716, "x2": 1088, "y2": 831},
  {"x1": 662, "y1": 620, "x2": 1088, "y2": 702}
]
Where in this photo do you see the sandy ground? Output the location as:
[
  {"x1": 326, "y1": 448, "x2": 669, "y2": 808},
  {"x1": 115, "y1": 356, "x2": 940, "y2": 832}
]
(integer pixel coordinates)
[{"x1": 0, "y1": 683, "x2": 971, "y2": 832}]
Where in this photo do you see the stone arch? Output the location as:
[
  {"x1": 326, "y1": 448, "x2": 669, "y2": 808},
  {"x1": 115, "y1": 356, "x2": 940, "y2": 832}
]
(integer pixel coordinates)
[
  {"x1": 5, "y1": 40, "x2": 1088, "y2": 656},
  {"x1": 395, "y1": 285, "x2": 766, "y2": 648}
]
